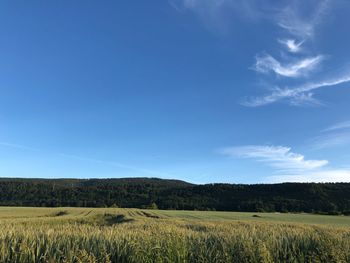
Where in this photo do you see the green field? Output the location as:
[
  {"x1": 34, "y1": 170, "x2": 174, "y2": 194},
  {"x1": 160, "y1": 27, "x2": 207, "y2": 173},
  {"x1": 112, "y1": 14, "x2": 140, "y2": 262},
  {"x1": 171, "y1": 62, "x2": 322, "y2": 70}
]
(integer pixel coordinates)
[
  {"x1": 0, "y1": 207, "x2": 350, "y2": 262},
  {"x1": 1, "y1": 206, "x2": 350, "y2": 226}
]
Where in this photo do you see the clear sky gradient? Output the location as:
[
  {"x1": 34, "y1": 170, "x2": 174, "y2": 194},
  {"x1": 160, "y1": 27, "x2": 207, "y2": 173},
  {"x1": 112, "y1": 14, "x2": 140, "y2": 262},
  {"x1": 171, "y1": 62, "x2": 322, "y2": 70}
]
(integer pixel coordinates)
[{"x1": 1, "y1": 0, "x2": 350, "y2": 183}]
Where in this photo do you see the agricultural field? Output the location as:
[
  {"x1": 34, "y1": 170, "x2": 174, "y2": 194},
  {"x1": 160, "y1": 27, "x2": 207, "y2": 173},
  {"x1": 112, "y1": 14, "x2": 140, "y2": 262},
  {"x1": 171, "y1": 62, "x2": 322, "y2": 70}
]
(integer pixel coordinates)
[{"x1": 0, "y1": 207, "x2": 349, "y2": 262}]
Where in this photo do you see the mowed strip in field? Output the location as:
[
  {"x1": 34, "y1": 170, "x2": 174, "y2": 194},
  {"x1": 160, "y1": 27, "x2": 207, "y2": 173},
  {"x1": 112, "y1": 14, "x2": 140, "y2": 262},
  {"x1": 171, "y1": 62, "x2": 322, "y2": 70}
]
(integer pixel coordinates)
[{"x1": 1, "y1": 206, "x2": 350, "y2": 226}]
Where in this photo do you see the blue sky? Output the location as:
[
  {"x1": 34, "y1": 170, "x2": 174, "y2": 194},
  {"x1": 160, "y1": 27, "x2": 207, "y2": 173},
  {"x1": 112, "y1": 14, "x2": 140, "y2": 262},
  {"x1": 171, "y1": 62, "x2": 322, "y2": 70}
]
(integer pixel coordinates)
[{"x1": 1, "y1": 0, "x2": 350, "y2": 183}]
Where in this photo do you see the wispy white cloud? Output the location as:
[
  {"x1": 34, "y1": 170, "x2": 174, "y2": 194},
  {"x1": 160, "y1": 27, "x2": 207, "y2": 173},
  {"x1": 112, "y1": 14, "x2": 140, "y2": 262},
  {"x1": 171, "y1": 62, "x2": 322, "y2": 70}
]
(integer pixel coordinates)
[
  {"x1": 170, "y1": 0, "x2": 266, "y2": 33},
  {"x1": 173, "y1": 0, "x2": 331, "y2": 35},
  {"x1": 310, "y1": 121, "x2": 350, "y2": 149},
  {"x1": 173, "y1": 0, "x2": 259, "y2": 17},
  {"x1": 323, "y1": 121, "x2": 350, "y2": 132},
  {"x1": 220, "y1": 145, "x2": 328, "y2": 172},
  {"x1": 170, "y1": 0, "x2": 236, "y2": 32},
  {"x1": 278, "y1": 39, "x2": 304, "y2": 53},
  {"x1": 242, "y1": 71, "x2": 350, "y2": 107},
  {"x1": 253, "y1": 53, "x2": 323, "y2": 78},
  {"x1": 220, "y1": 144, "x2": 350, "y2": 182},
  {"x1": 246, "y1": 0, "x2": 336, "y2": 107},
  {"x1": 277, "y1": 0, "x2": 330, "y2": 38},
  {"x1": 175, "y1": 0, "x2": 344, "y2": 109},
  {"x1": 312, "y1": 132, "x2": 350, "y2": 149}
]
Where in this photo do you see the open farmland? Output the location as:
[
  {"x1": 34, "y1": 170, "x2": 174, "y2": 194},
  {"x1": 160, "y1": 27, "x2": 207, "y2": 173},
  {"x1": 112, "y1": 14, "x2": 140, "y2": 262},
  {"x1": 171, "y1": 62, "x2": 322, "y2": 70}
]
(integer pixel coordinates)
[{"x1": 0, "y1": 207, "x2": 349, "y2": 262}]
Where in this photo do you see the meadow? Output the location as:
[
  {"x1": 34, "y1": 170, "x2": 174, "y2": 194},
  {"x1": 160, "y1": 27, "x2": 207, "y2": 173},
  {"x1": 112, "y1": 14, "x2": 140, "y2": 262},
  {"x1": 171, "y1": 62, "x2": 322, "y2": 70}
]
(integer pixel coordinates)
[{"x1": 0, "y1": 207, "x2": 350, "y2": 263}]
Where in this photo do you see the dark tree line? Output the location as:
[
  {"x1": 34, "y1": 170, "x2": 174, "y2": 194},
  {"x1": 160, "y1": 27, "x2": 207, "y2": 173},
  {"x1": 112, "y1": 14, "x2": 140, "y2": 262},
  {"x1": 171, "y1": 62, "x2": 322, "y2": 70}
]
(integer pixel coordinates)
[{"x1": 0, "y1": 178, "x2": 349, "y2": 214}]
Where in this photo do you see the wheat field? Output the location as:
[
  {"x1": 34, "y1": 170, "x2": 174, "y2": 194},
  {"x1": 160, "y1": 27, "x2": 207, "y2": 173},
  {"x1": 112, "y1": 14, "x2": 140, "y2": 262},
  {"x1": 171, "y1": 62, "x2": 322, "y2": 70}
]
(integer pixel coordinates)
[{"x1": 0, "y1": 207, "x2": 349, "y2": 262}]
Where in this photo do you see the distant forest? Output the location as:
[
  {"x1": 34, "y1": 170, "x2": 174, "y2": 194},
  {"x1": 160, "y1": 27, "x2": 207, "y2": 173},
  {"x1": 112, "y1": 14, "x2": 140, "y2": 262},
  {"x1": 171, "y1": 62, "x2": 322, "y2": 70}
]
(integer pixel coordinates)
[{"x1": 0, "y1": 178, "x2": 349, "y2": 215}]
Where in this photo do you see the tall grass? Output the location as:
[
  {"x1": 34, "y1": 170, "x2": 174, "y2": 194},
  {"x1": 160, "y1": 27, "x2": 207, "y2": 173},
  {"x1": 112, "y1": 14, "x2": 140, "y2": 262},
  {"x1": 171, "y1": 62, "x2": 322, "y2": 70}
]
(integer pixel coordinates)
[{"x1": 0, "y1": 211, "x2": 349, "y2": 262}]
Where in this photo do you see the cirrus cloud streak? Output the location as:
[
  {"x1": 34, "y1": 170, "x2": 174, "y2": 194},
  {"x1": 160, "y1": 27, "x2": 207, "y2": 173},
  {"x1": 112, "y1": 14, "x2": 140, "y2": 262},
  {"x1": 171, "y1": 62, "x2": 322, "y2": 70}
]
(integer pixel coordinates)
[
  {"x1": 253, "y1": 54, "x2": 323, "y2": 78},
  {"x1": 242, "y1": 72, "x2": 350, "y2": 107},
  {"x1": 220, "y1": 145, "x2": 328, "y2": 172},
  {"x1": 220, "y1": 144, "x2": 350, "y2": 182}
]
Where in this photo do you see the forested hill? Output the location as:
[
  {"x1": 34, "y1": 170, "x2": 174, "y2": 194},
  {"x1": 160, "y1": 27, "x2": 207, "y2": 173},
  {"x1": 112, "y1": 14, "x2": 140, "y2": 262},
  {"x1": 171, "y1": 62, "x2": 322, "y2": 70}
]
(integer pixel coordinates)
[{"x1": 0, "y1": 178, "x2": 349, "y2": 214}]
